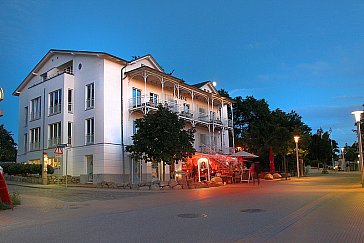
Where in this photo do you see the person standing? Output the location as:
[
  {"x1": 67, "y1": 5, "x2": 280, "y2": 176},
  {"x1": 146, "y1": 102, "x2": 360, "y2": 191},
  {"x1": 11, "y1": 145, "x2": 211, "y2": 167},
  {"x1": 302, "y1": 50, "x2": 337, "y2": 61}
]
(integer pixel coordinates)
[{"x1": 249, "y1": 163, "x2": 260, "y2": 185}]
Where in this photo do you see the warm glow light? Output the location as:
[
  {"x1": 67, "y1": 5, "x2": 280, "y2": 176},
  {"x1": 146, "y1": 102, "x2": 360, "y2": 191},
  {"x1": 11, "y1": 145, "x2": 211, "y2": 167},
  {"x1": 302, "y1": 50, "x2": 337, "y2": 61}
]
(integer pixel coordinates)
[
  {"x1": 352, "y1": 111, "x2": 363, "y2": 123},
  {"x1": 294, "y1": 136, "x2": 300, "y2": 143}
]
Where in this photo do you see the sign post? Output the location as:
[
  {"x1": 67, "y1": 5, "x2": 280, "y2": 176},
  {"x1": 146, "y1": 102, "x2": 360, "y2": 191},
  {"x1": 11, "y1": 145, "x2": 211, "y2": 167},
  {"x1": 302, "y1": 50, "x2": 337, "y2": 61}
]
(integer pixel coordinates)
[{"x1": 55, "y1": 144, "x2": 68, "y2": 188}]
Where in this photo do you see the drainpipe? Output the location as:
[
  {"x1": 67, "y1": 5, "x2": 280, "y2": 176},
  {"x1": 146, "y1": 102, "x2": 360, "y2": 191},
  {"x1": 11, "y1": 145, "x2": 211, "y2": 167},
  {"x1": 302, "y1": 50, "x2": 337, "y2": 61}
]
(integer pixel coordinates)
[
  {"x1": 42, "y1": 87, "x2": 47, "y2": 185},
  {"x1": 121, "y1": 64, "x2": 127, "y2": 182}
]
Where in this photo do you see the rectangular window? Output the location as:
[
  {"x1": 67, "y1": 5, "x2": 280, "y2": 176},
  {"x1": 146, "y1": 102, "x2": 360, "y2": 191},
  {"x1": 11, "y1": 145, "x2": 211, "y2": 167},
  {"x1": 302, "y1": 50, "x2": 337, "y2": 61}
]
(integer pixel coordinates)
[
  {"x1": 85, "y1": 83, "x2": 95, "y2": 109},
  {"x1": 68, "y1": 122, "x2": 72, "y2": 145},
  {"x1": 30, "y1": 97, "x2": 41, "y2": 121},
  {"x1": 30, "y1": 127, "x2": 41, "y2": 151},
  {"x1": 24, "y1": 133, "x2": 28, "y2": 153},
  {"x1": 132, "y1": 120, "x2": 138, "y2": 135},
  {"x1": 24, "y1": 107, "x2": 28, "y2": 126},
  {"x1": 49, "y1": 89, "x2": 62, "y2": 115},
  {"x1": 149, "y1": 92, "x2": 159, "y2": 106},
  {"x1": 85, "y1": 118, "x2": 94, "y2": 145},
  {"x1": 68, "y1": 89, "x2": 73, "y2": 113},
  {"x1": 132, "y1": 87, "x2": 141, "y2": 107},
  {"x1": 48, "y1": 122, "x2": 61, "y2": 148},
  {"x1": 183, "y1": 103, "x2": 190, "y2": 113}
]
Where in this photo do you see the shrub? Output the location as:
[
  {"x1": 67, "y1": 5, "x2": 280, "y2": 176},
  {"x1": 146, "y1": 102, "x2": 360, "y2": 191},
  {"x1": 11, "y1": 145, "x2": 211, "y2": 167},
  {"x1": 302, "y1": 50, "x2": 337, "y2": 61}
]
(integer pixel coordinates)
[
  {"x1": 0, "y1": 163, "x2": 54, "y2": 175},
  {"x1": 0, "y1": 192, "x2": 21, "y2": 210}
]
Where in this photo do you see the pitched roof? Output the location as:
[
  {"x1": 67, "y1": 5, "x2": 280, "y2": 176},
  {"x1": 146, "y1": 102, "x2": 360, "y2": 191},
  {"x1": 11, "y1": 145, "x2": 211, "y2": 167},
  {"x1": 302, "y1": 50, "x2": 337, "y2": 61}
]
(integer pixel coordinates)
[
  {"x1": 13, "y1": 49, "x2": 129, "y2": 96},
  {"x1": 191, "y1": 81, "x2": 210, "y2": 89}
]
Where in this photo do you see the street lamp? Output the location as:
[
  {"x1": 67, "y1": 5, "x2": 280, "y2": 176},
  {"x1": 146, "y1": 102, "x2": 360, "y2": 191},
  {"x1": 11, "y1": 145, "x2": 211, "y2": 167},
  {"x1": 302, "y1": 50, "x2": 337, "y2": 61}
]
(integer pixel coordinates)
[
  {"x1": 294, "y1": 136, "x2": 300, "y2": 178},
  {"x1": 341, "y1": 147, "x2": 345, "y2": 171},
  {"x1": 351, "y1": 111, "x2": 364, "y2": 188}
]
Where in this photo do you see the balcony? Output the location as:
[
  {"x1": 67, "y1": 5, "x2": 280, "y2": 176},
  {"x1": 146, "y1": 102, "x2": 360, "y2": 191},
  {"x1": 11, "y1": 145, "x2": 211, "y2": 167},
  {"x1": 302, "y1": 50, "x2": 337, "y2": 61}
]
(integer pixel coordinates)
[
  {"x1": 85, "y1": 134, "x2": 94, "y2": 145},
  {"x1": 68, "y1": 102, "x2": 73, "y2": 113},
  {"x1": 29, "y1": 112, "x2": 41, "y2": 121},
  {"x1": 197, "y1": 144, "x2": 235, "y2": 155},
  {"x1": 128, "y1": 96, "x2": 233, "y2": 128},
  {"x1": 29, "y1": 142, "x2": 40, "y2": 151},
  {"x1": 48, "y1": 137, "x2": 61, "y2": 148},
  {"x1": 49, "y1": 104, "x2": 62, "y2": 116},
  {"x1": 86, "y1": 98, "x2": 94, "y2": 110},
  {"x1": 30, "y1": 69, "x2": 74, "y2": 89}
]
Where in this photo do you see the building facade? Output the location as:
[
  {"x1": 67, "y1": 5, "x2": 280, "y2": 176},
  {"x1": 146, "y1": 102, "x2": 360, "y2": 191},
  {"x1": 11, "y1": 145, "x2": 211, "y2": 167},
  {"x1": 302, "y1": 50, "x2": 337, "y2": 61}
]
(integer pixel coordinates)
[{"x1": 13, "y1": 50, "x2": 234, "y2": 184}]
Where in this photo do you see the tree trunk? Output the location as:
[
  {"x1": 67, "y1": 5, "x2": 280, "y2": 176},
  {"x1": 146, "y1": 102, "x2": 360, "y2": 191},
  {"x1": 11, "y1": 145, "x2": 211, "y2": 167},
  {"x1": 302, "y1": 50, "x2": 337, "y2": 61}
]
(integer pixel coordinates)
[
  {"x1": 283, "y1": 155, "x2": 287, "y2": 180},
  {"x1": 170, "y1": 162, "x2": 175, "y2": 180}
]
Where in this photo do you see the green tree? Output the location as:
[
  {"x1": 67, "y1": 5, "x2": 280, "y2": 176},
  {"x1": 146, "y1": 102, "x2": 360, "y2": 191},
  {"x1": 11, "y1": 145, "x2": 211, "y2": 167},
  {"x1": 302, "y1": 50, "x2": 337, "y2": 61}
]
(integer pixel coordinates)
[
  {"x1": 307, "y1": 131, "x2": 339, "y2": 166},
  {"x1": 344, "y1": 143, "x2": 357, "y2": 162},
  {"x1": 126, "y1": 105, "x2": 195, "y2": 179},
  {"x1": 0, "y1": 124, "x2": 17, "y2": 162},
  {"x1": 232, "y1": 96, "x2": 311, "y2": 171}
]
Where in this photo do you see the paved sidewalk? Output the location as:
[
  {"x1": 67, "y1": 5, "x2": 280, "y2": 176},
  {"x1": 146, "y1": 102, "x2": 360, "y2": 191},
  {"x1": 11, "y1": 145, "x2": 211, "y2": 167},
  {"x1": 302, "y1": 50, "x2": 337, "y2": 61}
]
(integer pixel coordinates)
[{"x1": 1, "y1": 171, "x2": 363, "y2": 242}]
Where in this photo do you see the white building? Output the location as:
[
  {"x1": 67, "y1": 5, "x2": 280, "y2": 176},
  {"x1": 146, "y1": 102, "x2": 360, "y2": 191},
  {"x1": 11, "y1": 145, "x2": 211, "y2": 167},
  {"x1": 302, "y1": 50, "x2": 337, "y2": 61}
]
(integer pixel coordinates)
[{"x1": 13, "y1": 50, "x2": 234, "y2": 184}]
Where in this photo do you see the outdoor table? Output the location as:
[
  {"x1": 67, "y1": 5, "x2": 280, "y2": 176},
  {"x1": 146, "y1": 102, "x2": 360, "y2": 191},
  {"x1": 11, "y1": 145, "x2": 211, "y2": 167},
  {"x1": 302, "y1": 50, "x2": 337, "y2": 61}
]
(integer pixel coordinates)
[{"x1": 220, "y1": 175, "x2": 233, "y2": 184}]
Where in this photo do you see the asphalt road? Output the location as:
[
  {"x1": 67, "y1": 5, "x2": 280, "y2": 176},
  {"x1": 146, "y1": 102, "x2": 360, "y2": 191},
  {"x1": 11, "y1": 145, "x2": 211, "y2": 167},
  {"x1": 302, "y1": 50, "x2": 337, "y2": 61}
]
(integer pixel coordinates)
[{"x1": 1, "y1": 171, "x2": 364, "y2": 243}]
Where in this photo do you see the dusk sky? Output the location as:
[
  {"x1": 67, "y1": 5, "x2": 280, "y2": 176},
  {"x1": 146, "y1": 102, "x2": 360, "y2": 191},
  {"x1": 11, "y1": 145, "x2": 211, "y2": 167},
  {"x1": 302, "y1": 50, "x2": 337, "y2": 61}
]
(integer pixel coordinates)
[{"x1": 0, "y1": 0, "x2": 363, "y2": 148}]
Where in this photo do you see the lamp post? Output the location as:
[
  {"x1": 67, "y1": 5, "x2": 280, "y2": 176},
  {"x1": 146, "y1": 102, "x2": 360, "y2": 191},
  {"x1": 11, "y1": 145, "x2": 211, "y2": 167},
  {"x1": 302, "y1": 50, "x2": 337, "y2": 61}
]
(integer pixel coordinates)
[
  {"x1": 294, "y1": 136, "x2": 300, "y2": 178},
  {"x1": 352, "y1": 111, "x2": 363, "y2": 187},
  {"x1": 341, "y1": 147, "x2": 345, "y2": 171},
  {"x1": 329, "y1": 128, "x2": 334, "y2": 168}
]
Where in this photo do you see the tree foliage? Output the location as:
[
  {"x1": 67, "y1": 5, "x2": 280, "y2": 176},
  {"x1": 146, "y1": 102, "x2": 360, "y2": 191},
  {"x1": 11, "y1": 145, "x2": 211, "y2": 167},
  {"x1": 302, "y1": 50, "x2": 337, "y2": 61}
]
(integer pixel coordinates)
[
  {"x1": 231, "y1": 96, "x2": 313, "y2": 171},
  {"x1": 233, "y1": 96, "x2": 311, "y2": 157},
  {"x1": 307, "y1": 131, "x2": 339, "y2": 165},
  {"x1": 0, "y1": 125, "x2": 17, "y2": 162},
  {"x1": 126, "y1": 105, "x2": 196, "y2": 170}
]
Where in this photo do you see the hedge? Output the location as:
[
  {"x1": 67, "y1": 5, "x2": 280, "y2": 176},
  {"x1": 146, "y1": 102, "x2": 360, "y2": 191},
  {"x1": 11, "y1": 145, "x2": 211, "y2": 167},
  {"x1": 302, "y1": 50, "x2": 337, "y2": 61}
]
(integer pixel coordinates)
[{"x1": 0, "y1": 163, "x2": 54, "y2": 176}]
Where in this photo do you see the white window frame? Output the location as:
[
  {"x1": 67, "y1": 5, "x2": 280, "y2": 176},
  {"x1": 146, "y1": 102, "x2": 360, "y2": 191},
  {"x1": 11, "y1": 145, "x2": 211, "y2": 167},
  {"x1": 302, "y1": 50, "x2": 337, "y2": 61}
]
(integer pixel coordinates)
[
  {"x1": 48, "y1": 122, "x2": 61, "y2": 148},
  {"x1": 85, "y1": 83, "x2": 95, "y2": 109},
  {"x1": 30, "y1": 127, "x2": 41, "y2": 151},
  {"x1": 49, "y1": 89, "x2": 62, "y2": 115},
  {"x1": 68, "y1": 122, "x2": 72, "y2": 145},
  {"x1": 68, "y1": 89, "x2": 73, "y2": 113},
  {"x1": 85, "y1": 118, "x2": 94, "y2": 145},
  {"x1": 132, "y1": 87, "x2": 141, "y2": 107},
  {"x1": 149, "y1": 92, "x2": 159, "y2": 106},
  {"x1": 24, "y1": 106, "x2": 28, "y2": 126},
  {"x1": 30, "y1": 97, "x2": 41, "y2": 121},
  {"x1": 24, "y1": 133, "x2": 28, "y2": 153}
]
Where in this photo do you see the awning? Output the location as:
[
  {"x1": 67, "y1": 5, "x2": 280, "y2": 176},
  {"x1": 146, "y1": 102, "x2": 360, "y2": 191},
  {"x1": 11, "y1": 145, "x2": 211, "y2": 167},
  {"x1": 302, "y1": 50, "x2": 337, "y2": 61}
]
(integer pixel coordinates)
[{"x1": 230, "y1": 151, "x2": 259, "y2": 158}]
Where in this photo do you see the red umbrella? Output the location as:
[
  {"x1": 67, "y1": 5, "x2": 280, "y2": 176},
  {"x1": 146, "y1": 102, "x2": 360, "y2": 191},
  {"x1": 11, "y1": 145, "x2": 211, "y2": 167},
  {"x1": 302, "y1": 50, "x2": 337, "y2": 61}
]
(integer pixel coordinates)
[{"x1": 269, "y1": 146, "x2": 275, "y2": 174}]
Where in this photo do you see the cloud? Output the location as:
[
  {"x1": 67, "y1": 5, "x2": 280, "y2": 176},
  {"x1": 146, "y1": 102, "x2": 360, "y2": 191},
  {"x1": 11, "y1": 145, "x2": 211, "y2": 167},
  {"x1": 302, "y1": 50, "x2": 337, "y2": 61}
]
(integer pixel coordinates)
[
  {"x1": 293, "y1": 104, "x2": 361, "y2": 146},
  {"x1": 296, "y1": 61, "x2": 331, "y2": 75},
  {"x1": 332, "y1": 95, "x2": 364, "y2": 101},
  {"x1": 245, "y1": 42, "x2": 265, "y2": 49},
  {"x1": 229, "y1": 88, "x2": 255, "y2": 96}
]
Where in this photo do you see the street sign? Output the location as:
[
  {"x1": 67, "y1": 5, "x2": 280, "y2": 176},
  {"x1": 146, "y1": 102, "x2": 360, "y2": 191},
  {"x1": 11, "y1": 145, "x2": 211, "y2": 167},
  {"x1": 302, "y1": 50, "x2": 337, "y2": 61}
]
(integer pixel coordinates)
[{"x1": 54, "y1": 147, "x2": 63, "y2": 155}]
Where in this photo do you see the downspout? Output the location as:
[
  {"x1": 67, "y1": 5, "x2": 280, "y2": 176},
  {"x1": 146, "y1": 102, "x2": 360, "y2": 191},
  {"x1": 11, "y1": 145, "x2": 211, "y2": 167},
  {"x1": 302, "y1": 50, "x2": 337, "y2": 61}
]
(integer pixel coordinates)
[
  {"x1": 41, "y1": 87, "x2": 47, "y2": 185},
  {"x1": 121, "y1": 64, "x2": 127, "y2": 182}
]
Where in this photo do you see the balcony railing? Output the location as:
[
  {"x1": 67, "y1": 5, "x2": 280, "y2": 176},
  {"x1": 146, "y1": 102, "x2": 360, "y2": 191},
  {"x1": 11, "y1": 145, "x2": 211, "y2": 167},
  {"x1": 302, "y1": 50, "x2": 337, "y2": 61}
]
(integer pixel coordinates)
[
  {"x1": 85, "y1": 134, "x2": 94, "y2": 145},
  {"x1": 68, "y1": 102, "x2": 73, "y2": 113},
  {"x1": 30, "y1": 70, "x2": 74, "y2": 88},
  {"x1": 29, "y1": 112, "x2": 41, "y2": 121},
  {"x1": 29, "y1": 142, "x2": 40, "y2": 151},
  {"x1": 128, "y1": 96, "x2": 233, "y2": 128},
  {"x1": 48, "y1": 137, "x2": 61, "y2": 148},
  {"x1": 49, "y1": 104, "x2": 62, "y2": 116},
  {"x1": 86, "y1": 98, "x2": 94, "y2": 109},
  {"x1": 197, "y1": 144, "x2": 235, "y2": 155}
]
